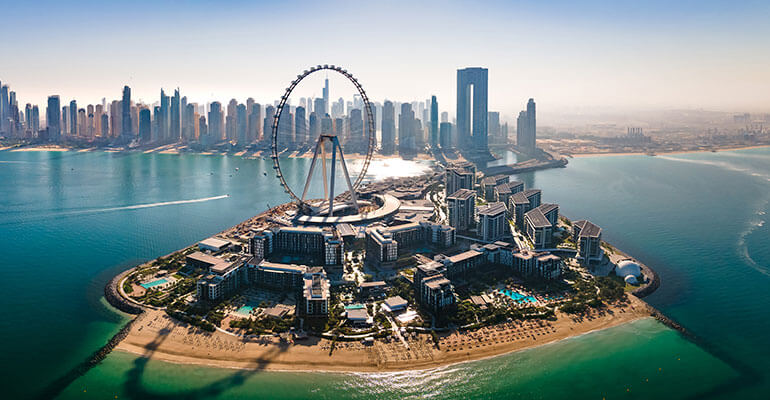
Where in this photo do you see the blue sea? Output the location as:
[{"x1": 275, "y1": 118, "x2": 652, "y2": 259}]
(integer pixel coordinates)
[{"x1": 1, "y1": 148, "x2": 769, "y2": 399}]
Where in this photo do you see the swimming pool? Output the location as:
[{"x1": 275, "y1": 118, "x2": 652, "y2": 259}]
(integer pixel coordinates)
[
  {"x1": 140, "y1": 278, "x2": 168, "y2": 289},
  {"x1": 345, "y1": 304, "x2": 365, "y2": 310},
  {"x1": 236, "y1": 305, "x2": 254, "y2": 315},
  {"x1": 499, "y1": 289, "x2": 537, "y2": 304}
]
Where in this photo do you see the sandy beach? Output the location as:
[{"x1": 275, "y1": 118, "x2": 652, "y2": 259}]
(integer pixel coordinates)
[
  {"x1": 116, "y1": 295, "x2": 650, "y2": 373},
  {"x1": 9, "y1": 145, "x2": 71, "y2": 152}
]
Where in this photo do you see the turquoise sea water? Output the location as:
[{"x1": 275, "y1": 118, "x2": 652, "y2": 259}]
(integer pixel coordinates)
[{"x1": 1, "y1": 148, "x2": 769, "y2": 399}]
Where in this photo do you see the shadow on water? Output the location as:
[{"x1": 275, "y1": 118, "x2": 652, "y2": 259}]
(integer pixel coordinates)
[{"x1": 120, "y1": 325, "x2": 290, "y2": 400}]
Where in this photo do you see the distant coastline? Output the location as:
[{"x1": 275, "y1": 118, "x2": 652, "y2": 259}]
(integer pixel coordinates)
[{"x1": 566, "y1": 144, "x2": 770, "y2": 158}]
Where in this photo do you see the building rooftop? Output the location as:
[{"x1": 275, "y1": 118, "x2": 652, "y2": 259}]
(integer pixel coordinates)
[
  {"x1": 187, "y1": 251, "x2": 224, "y2": 266},
  {"x1": 524, "y1": 208, "x2": 552, "y2": 228},
  {"x1": 448, "y1": 188, "x2": 475, "y2": 201},
  {"x1": 359, "y1": 281, "x2": 387, "y2": 288},
  {"x1": 478, "y1": 202, "x2": 507, "y2": 217},
  {"x1": 384, "y1": 296, "x2": 408, "y2": 310},
  {"x1": 510, "y1": 192, "x2": 530, "y2": 205},
  {"x1": 346, "y1": 308, "x2": 369, "y2": 321},
  {"x1": 335, "y1": 223, "x2": 356, "y2": 237},
  {"x1": 278, "y1": 226, "x2": 323, "y2": 234},
  {"x1": 522, "y1": 189, "x2": 541, "y2": 198},
  {"x1": 574, "y1": 220, "x2": 602, "y2": 238},
  {"x1": 424, "y1": 275, "x2": 452, "y2": 290},
  {"x1": 199, "y1": 237, "x2": 231, "y2": 250},
  {"x1": 210, "y1": 259, "x2": 241, "y2": 275},
  {"x1": 257, "y1": 260, "x2": 308, "y2": 274},
  {"x1": 447, "y1": 250, "x2": 484, "y2": 263},
  {"x1": 537, "y1": 203, "x2": 559, "y2": 215}
]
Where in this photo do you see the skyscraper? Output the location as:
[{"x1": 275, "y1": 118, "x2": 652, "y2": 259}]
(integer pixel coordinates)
[
  {"x1": 308, "y1": 112, "x2": 319, "y2": 143},
  {"x1": 139, "y1": 108, "x2": 151, "y2": 142},
  {"x1": 515, "y1": 99, "x2": 536, "y2": 151},
  {"x1": 430, "y1": 96, "x2": 438, "y2": 148},
  {"x1": 170, "y1": 89, "x2": 181, "y2": 141},
  {"x1": 208, "y1": 101, "x2": 223, "y2": 144},
  {"x1": 348, "y1": 108, "x2": 363, "y2": 151},
  {"x1": 456, "y1": 67, "x2": 489, "y2": 151},
  {"x1": 381, "y1": 100, "x2": 395, "y2": 155},
  {"x1": 101, "y1": 113, "x2": 109, "y2": 137},
  {"x1": 249, "y1": 103, "x2": 261, "y2": 142},
  {"x1": 322, "y1": 78, "x2": 329, "y2": 115},
  {"x1": 313, "y1": 98, "x2": 326, "y2": 120},
  {"x1": 526, "y1": 98, "x2": 536, "y2": 149},
  {"x1": 294, "y1": 106, "x2": 306, "y2": 146},
  {"x1": 398, "y1": 102, "x2": 415, "y2": 155},
  {"x1": 69, "y1": 100, "x2": 78, "y2": 137},
  {"x1": 488, "y1": 111, "x2": 500, "y2": 144},
  {"x1": 440, "y1": 122, "x2": 452, "y2": 149},
  {"x1": 159, "y1": 89, "x2": 170, "y2": 142},
  {"x1": 263, "y1": 105, "x2": 275, "y2": 141},
  {"x1": 121, "y1": 86, "x2": 132, "y2": 140},
  {"x1": 236, "y1": 104, "x2": 247, "y2": 146},
  {"x1": 31, "y1": 105, "x2": 40, "y2": 135},
  {"x1": 46, "y1": 95, "x2": 61, "y2": 142}
]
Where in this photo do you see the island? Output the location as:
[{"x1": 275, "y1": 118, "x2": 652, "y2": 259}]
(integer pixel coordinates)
[{"x1": 105, "y1": 161, "x2": 660, "y2": 372}]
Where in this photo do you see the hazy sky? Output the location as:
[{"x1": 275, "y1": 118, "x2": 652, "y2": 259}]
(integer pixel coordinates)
[{"x1": 2, "y1": 0, "x2": 769, "y2": 119}]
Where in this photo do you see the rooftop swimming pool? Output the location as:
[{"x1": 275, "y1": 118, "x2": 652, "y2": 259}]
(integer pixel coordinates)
[
  {"x1": 499, "y1": 289, "x2": 537, "y2": 304},
  {"x1": 140, "y1": 278, "x2": 168, "y2": 289}
]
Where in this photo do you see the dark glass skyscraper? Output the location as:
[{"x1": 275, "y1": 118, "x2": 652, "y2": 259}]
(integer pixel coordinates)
[
  {"x1": 139, "y1": 108, "x2": 151, "y2": 142},
  {"x1": 294, "y1": 106, "x2": 306, "y2": 146},
  {"x1": 456, "y1": 67, "x2": 488, "y2": 151},
  {"x1": 170, "y1": 89, "x2": 181, "y2": 141},
  {"x1": 121, "y1": 86, "x2": 132, "y2": 140},
  {"x1": 430, "y1": 95, "x2": 438, "y2": 148},
  {"x1": 381, "y1": 100, "x2": 395, "y2": 155},
  {"x1": 46, "y1": 95, "x2": 61, "y2": 142},
  {"x1": 69, "y1": 100, "x2": 78, "y2": 136}
]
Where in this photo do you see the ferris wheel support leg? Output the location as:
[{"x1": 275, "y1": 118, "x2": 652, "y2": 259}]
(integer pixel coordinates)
[
  {"x1": 321, "y1": 138, "x2": 329, "y2": 203},
  {"x1": 328, "y1": 140, "x2": 338, "y2": 217},
  {"x1": 334, "y1": 137, "x2": 360, "y2": 212},
  {"x1": 301, "y1": 139, "x2": 323, "y2": 202}
]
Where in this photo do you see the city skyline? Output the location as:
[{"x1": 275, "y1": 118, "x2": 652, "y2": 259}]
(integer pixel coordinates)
[{"x1": 2, "y1": 0, "x2": 770, "y2": 114}]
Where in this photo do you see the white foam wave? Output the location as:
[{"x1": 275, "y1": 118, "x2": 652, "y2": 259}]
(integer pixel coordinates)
[{"x1": 736, "y1": 197, "x2": 770, "y2": 277}]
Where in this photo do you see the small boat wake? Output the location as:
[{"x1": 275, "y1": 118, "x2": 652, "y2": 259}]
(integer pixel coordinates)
[{"x1": 68, "y1": 194, "x2": 230, "y2": 215}]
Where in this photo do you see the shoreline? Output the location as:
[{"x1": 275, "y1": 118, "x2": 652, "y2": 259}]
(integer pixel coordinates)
[
  {"x1": 1, "y1": 143, "x2": 437, "y2": 162},
  {"x1": 113, "y1": 295, "x2": 651, "y2": 374},
  {"x1": 115, "y1": 313, "x2": 654, "y2": 375},
  {"x1": 567, "y1": 144, "x2": 770, "y2": 158}
]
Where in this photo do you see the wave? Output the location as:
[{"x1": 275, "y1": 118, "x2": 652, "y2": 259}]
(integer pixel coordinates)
[{"x1": 736, "y1": 196, "x2": 770, "y2": 277}]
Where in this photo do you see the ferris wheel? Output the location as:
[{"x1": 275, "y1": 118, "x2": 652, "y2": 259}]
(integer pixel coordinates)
[{"x1": 270, "y1": 65, "x2": 375, "y2": 216}]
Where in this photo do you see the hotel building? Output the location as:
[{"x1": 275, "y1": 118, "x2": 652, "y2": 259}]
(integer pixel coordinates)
[
  {"x1": 477, "y1": 202, "x2": 508, "y2": 242},
  {"x1": 447, "y1": 189, "x2": 476, "y2": 232},
  {"x1": 573, "y1": 220, "x2": 603, "y2": 263}
]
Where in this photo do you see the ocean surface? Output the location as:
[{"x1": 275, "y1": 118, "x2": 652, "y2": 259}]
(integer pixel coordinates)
[{"x1": 1, "y1": 148, "x2": 769, "y2": 399}]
